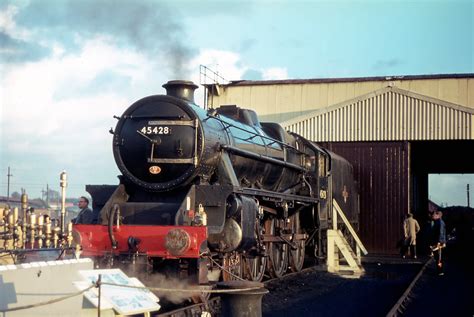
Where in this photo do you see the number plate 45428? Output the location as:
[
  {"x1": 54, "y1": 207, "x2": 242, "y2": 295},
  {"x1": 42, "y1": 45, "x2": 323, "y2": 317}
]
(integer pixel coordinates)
[{"x1": 140, "y1": 126, "x2": 171, "y2": 135}]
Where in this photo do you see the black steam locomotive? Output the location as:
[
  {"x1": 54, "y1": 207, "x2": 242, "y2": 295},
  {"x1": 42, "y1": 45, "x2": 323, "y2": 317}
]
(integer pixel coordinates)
[{"x1": 73, "y1": 80, "x2": 359, "y2": 284}]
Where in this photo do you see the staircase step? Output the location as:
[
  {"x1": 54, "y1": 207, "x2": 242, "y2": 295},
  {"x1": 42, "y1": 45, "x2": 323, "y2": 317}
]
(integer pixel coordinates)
[{"x1": 327, "y1": 229, "x2": 362, "y2": 274}]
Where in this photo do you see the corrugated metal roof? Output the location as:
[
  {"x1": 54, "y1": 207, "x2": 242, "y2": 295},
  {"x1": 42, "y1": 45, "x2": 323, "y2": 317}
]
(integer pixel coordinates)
[
  {"x1": 221, "y1": 73, "x2": 474, "y2": 87},
  {"x1": 282, "y1": 86, "x2": 474, "y2": 142}
]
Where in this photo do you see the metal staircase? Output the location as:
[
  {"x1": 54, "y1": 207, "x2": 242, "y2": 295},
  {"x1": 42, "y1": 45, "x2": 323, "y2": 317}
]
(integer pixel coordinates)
[{"x1": 327, "y1": 199, "x2": 368, "y2": 274}]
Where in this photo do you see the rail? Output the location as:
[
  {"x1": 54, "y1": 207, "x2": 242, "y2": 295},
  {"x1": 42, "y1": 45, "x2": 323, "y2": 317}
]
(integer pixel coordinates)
[{"x1": 386, "y1": 258, "x2": 433, "y2": 317}]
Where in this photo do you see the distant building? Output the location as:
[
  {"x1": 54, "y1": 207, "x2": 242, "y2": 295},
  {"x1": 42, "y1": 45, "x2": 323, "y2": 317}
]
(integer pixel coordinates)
[
  {"x1": 1, "y1": 196, "x2": 54, "y2": 219},
  {"x1": 428, "y1": 200, "x2": 441, "y2": 213}
]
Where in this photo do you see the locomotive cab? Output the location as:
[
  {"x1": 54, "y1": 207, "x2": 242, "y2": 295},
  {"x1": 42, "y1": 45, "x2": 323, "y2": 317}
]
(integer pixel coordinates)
[{"x1": 215, "y1": 105, "x2": 261, "y2": 127}]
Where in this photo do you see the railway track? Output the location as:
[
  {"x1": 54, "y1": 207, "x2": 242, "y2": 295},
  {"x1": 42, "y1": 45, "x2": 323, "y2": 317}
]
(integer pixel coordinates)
[
  {"x1": 156, "y1": 298, "x2": 219, "y2": 317},
  {"x1": 385, "y1": 258, "x2": 432, "y2": 317},
  {"x1": 152, "y1": 257, "x2": 431, "y2": 317}
]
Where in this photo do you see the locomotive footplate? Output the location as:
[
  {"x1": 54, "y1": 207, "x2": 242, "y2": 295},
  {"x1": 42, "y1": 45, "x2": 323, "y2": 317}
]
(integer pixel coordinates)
[{"x1": 261, "y1": 233, "x2": 308, "y2": 250}]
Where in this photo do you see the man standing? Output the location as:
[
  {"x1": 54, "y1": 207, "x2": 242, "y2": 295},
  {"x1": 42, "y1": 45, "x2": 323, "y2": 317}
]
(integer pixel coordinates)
[
  {"x1": 430, "y1": 211, "x2": 447, "y2": 275},
  {"x1": 403, "y1": 212, "x2": 420, "y2": 258},
  {"x1": 74, "y1": 196, "x2": 94, "y2": 224}
]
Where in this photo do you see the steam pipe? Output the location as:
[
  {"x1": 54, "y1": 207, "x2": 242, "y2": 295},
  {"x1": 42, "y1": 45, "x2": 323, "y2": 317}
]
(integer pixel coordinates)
[{"x1": 108, "y1": 204, "x2": 120, "y2": 249}]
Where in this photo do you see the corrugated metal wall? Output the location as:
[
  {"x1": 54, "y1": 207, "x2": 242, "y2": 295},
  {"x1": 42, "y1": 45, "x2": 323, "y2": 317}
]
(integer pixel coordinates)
[
  {"x1": 321, "y1": 142, "x2": 410, "y2": 254},
  {"x1": 285, "y1": 87, "x2": 474, "y2": 142}
]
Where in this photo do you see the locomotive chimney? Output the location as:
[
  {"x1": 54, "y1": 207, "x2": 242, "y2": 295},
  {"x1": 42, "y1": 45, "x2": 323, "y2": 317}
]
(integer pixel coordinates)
[{"x1": 163, "y1": 80, "x2": 198, "y2": 103}]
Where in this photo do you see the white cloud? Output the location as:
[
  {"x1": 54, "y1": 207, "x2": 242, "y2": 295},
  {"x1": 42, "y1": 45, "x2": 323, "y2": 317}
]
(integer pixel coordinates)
[
  {"x1": 51, "y1": 43, "x2": 65, "y2": 58},
  {"x1": 188, "y1": 48, "x2": 289, "y2": 105},
  {"x1": 190, "y1": 49, "x2": 288, "y2": 83},
  {"x1": 0, "y1": 4, "x2": 31, "y2": 40},
  {"x1": 0, "y1": 5, "x2": 18, "y2": 32},
  {"x1": 190, "y1": 49, "x2": 247, "y2": 84},
  {"x1": 187, "y1": 49, "x2": 247, "y2": 106},
  {"x1": 0, "y1": 37, "x2": 166, "y2": 197},
  {"x1": 1, "y1": 37, "x2": 151, "y2": 136},
  {"x1": 262, "y1": 67, "x2": 288, "y2": 80}
]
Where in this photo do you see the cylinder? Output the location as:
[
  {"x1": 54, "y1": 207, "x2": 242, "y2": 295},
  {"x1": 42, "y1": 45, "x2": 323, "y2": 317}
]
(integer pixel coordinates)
[
  {"x1": 45, "y1": 220, "x2": 52, "y2": 234},
  {"x1": 7, "y1": 213, "x2": 14, "y2": 226},
  {"x1": 37, "y1": 215, "x2": 44, "y2": 226},
  {"x1": 21, "y1": 193, "x2": 28, "y2": 210},
  {"x1": 217, "y1": 281, "x2": 268, "y2": 317},
  {"x1": 37, "y1": 215, "x2": 44, "y2": 248},
  {"x1": 30, "y1": 213, "x2": 36, "y2": 226},
  {"x1": 45, "y1": 218, "x2": 52, "y2": 248},
  {"x1": 13, "y1": 207, "x2": 18, "y2": 223}
]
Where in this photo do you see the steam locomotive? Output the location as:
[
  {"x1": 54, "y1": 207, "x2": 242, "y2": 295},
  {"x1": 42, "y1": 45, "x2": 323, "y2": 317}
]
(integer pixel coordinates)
[{"x1": 73, "y1": 80, "x2": 359, "y2": 284}]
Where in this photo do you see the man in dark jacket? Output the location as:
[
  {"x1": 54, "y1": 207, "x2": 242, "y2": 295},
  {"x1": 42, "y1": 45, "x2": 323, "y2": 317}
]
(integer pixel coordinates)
[
  {"x1": 430, "y1": 211, "x2": 447, "y2": 275},
  {"x1": 73, "y1": 196, "x2": 94, "y2": 224}
]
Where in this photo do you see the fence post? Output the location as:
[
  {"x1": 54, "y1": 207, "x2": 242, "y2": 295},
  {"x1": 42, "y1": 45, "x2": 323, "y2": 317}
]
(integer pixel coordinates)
[{"x1": 97, "y1": 274, "x2": 102, "y2": 317}]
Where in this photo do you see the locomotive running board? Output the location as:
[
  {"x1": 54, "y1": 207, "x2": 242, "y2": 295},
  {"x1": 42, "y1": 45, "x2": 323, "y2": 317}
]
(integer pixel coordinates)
[{"x1": 236, "y1": 187, "x2": 319, "y2": 204}]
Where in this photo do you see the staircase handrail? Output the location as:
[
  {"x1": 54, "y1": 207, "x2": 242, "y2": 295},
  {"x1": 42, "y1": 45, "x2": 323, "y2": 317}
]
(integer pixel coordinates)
[{"x1": 333, "y1": 199, "x2": 368, "y2": 255}]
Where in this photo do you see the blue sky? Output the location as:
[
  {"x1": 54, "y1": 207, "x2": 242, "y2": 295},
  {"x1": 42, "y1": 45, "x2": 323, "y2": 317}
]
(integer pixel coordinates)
[{"x1": 0, "y1": 0, "x2": 473, "y2": 206}]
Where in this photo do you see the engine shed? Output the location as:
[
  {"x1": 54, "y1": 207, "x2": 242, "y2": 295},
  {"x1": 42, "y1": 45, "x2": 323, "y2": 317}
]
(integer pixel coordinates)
[{"x1": 206, "y1": 74, "x2": 474, "y2": 254}]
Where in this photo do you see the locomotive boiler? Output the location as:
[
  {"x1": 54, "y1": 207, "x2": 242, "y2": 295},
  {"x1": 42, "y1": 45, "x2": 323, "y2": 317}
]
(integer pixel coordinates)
[{"x1": 73, "y1": 80, "x2": 359, "y2": 284}]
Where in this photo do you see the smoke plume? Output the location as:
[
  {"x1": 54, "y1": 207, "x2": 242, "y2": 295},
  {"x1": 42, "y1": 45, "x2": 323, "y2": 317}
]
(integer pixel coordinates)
[{"x1": 12, "y1": 0, "x2": 195, "y2": 77}]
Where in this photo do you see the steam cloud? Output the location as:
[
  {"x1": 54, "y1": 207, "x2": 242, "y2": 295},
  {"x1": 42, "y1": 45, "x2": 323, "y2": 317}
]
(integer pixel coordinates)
[
  {"x1": 146, "y1": 273, "x2": 205, "y2": 304},
  {"x1": 6, "y1": 0, "x2": 196, "y2": 77}
]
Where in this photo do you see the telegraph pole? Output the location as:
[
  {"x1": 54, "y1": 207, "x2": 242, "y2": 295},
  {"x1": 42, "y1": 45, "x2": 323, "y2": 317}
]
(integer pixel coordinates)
[
  {"x1": 46, "y1": 184, "x2": 50, "y2": 207},
  {"x1": 468, "y1": 184, "x2": 470, "y2": 208},
  {"x1": 6, "y1": 166, "x2": 12, "y2": 203}
]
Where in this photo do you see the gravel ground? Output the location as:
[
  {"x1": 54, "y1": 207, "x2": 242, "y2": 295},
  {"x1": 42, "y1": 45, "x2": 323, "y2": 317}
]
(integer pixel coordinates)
[{"x1": 262, "y1": 260, "x2": 422, "y2": 317}]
